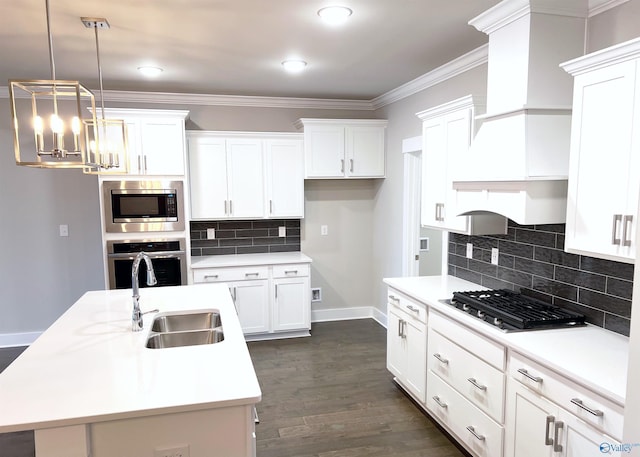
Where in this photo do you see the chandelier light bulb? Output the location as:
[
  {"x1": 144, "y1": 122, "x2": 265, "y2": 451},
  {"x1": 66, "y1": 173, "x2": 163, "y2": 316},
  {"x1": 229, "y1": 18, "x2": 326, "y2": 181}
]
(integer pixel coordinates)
[
  {"x1": 71, "y1": 116, "x2": 81, "y2": 135},
  {"x1": 33, "y1": 116, "x2": 44, "y2": 135},
  {"x1": 50, "y1": 114, "x2": 63, "y2": 134}
]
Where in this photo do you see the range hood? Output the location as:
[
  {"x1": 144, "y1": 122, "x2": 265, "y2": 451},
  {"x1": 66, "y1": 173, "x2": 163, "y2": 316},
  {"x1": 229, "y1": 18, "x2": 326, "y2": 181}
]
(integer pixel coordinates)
[{"x1": 452, "y1": 0, "x2": 588, "y2": 225}]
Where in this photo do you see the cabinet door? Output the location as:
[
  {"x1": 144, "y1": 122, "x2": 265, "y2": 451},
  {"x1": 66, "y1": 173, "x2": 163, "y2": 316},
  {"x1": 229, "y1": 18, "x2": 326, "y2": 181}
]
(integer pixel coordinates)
[
  {"x1": 123, "y1": 119, "x2": 143, "y2": 174},
  {"x1": 404, "y1": 317, "x2": 427, "y2": 403},
  {"x1": 188, "y1": 136, "x2": 229, "y2": 219},
  {"x1": 265, "y1": 139, "x2": 304, "y2": 218},
  {"x1": 558, "y1": 410, "x2": 621, "y2": 457},
  {"x1": 345, "y1": 125, "x2": 385, "y2": 177},
  {"x1": 442, "y1": 110, "x2": 472, "y2": 233},
  {"x1": 227, "y1": 139, "x2": 265, "y2": 218},
  {"x1": 139, "y1": 118, "x2": 185, "y2": 175},
  {"x1": 421, "y1": 118, "x2": 447, "y2": 228},
  {"x1": 229, "y1": 280, "x2": 270, "y2": 334},
  {"x1": 565, "y1": 60, "x2": 638, "y2": 262},
  {"x1": 304, "y1": 124, "x2": 345, "y2": 178},
  {"x1": 386, "y1": 308, "x2": 407, "y2": 380},
  {"x1": 505, "y1": 380, "x2": 559, "y2": 457},
  {"x1": 272, "y1": 277, "x2": 310, "y2": 332}
]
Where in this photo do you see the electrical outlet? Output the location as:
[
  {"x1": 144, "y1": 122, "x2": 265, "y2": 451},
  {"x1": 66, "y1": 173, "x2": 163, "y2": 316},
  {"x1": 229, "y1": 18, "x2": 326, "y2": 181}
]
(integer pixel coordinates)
[
  {"x1": 59, "y1": 224, "x2": 69, "y2": 237},
  {"x1": 278, "y1": 226, "x2": 286, "y2": 237},
  {"x1": 154, "y1": 445, "x2": 190, "y2": 457},
  {"x1": 466, "y1": 243, "x2": 473, "y2": 259},
  {"x1": 206, "y1": 228, "x2": 215, "y2": 240},
  {"x1": 321, "y1": 225, "x2": 328, "y2": 236},
  {"x1": 311, "y1": 287, "x2": 322, "y2": 302},
  {"x1": 491, "y1": 248, "x2": 499, "y2": 265}
]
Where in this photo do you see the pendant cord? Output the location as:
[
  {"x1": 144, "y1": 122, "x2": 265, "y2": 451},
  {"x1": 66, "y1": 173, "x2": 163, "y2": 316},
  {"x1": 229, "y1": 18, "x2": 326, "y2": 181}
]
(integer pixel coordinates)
[
  {"x1": 45, "y1": 0, "x2": 58, "y2": 115},
  {"x1": 94, "y1": 24, "x2": 106, "y2": 120}
]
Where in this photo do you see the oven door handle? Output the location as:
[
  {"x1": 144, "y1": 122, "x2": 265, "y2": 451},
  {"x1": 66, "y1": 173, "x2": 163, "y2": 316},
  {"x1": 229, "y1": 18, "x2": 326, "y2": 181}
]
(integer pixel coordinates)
[{"x1": 107, "y1": 250, "x2": 186, "y2": 259}]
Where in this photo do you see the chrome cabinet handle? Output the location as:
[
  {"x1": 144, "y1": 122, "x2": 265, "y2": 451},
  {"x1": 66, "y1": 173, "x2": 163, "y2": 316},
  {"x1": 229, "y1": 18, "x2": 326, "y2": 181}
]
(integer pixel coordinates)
[
  {"x1": 466, "y1": 426, "x2": 485, "y2": 441},
  {"x1": 229, "y1": 200, "x2": 233, "y2": 215},
  {"x1": 467, "y1": 377, "x2": 487, "y2": 391},
  {"x1": 434, "y1": 203, "x2": 439, "y2": 221},
  {"x1": 397, "y1": 319, "x2": 403, "y2": 337},
  {"x1": 439, "y1": 203, "x2": 445, "y2": 221},
  {"x1": 341, "y1": 159, "x2": 345, "y2": 173},
  {"x1": 224, "y1": 200, "x2": 228, "y2": 215},
  {"x1": 270, "y1": 200, "x2": 273, "y2": 214},
  {"x1": 350, "y1": 158, "x2": 354, "y2": 173},
  {"x1": 245, "y1": 272, "x2": 260, "y2": 277},
  {"x1": 553, "y1": 421, "x2": 564, "y2": 452},
  {"x1": 571, "y1": 398, "x2": 604, "y2": 417},
  {"x1": 622, "y1": 215, "x2": 633, "y2": 247},
  {"x1": 406, "y1": 305, "x2": 419, "y2": 313},
  {"x1": 389, "y1": 295, "x2": 400, "y2": 303},
  {"x1": 401, "y1": 320, "x2": 406, "y2": 338},
  {"x1": 204, "y1": 274, "x2": 219, "y2": 280},
  {"x1": 137, "y1": 155, "x2": 142, "y2": 173},
  {"x1": 433, "y1": 353, "x2": 449, "y2": 365},
  {"x1": 432, "y1": 395, "x2": 448, "y2": 409},
  {"x1": 284, "y1": 270, "x2": 298, "y2": 275},
  {"x1": 275, "y1": 284, "x2": 278, "y2": 299},
  {"x1": 612, "y1": 214, "x2": 623, "y2": 245},
  {"x1": 545, "y1": 415, "x2": 555, "y2": 446},
  {"x1": 517, "y1": 368, "x2": 542, "y2": 383},
  {"x1": 143, "y1": 155, "x2": 148, "y2": 172}
]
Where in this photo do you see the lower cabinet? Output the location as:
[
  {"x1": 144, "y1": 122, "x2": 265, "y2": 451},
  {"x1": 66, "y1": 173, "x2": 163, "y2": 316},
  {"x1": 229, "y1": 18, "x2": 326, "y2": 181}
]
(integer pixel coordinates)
[
  {"x1": 386, "y1": 288, "x2": 427, "y2": 403},
  {"x1": 193, "y1": 262, "x2": 310, "y2": 339},
  {"x1": 505, "y1": 353, "x2": 623, "y2": 457}
]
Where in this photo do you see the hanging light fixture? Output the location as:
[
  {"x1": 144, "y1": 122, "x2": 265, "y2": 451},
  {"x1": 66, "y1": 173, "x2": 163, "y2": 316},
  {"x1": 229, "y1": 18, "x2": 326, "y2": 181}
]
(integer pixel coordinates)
[
  {"x1": 81, "y1": 17, "x2": 129, "y2": 174},
  {"x1": 9, "y1": 0, "x2": 97, "y2": 168}
]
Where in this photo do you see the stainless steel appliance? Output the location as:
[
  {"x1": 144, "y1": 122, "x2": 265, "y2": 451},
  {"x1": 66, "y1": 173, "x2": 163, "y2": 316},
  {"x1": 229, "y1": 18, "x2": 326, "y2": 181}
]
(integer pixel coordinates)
[
  {"x1": 443, "y1": 289, "x2": 586, "y2": 332},
  {"x1": 103, "y1": 180, "x2": 184, "y2": 233},
  {"x1": 106, "y1": 239, "x2": 187, "y2": 290}
]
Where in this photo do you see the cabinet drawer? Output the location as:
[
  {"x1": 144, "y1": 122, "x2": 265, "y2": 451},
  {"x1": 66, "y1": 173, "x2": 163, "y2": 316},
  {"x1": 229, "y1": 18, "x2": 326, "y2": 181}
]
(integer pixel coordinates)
[
  {"x1": 429, "y1": 310, "x2": 505, "y2": 370},
  {"x1": 427, "y1": 371, "x2": 504, "y2": 457},
  {"x1": 272, "y1": 263, "x2": 310, "y2": 278},
  {"x1": 388, "y1": 289, "x2": 426, "y2": 324},
  {"x1": 428, "y1": 329, "x2": 505, "y2": 422},
  {"x1": 509, "y1": 352, "x2": 624, "y2": 440},
  {"x1": 193, "y1": 266, "x2": 269, "y2": 283}
]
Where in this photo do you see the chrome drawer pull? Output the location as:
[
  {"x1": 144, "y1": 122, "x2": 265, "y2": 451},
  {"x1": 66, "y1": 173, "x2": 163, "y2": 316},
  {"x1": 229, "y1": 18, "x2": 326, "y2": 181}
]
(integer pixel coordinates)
[
  {"x1": 571, "y1": 398, "x2": 604, "y2": 417},
  {"x1": 406, "y1": 305, "x2": 420, "y2": 313},
  {"x1": 284, "y1": 270, "x2": 298, "y2": 275},
  {"x1": 553, "y1": 421, "x2": 564, "y2": 452},
  {"x1": 517, "y1": 368, "x2": 542, "y2": 383},
  {"x1": 545, "y1": 415, "x2": 555, "y2": 446},
  {"x1": 433, "y1": 353, "x2": 449, "y2": 365},
  {"x1": 389, "y1": 294, "x2": 400, "y2": 302},
  {"x1": 432, "y1": 395, "x2": 448, "y2": 409},
  {"x1": 245, "y1": 272, "x2": 260, "y2": 277},
  {"x1": 204, "y1": 274, "x2": 219, "y2": 279},
  {"x1": 467, "y1": 377, "x2": 487, "y2": 391},
  {"x1": 466, "y1": 426, "x2": 485, "y2": 441},
  {"x1": 612, "y1": 214, "x2": 622, "y2": 245},
  {"x1": 622, "y1": 215, "x2": 633, "y2": 247}
]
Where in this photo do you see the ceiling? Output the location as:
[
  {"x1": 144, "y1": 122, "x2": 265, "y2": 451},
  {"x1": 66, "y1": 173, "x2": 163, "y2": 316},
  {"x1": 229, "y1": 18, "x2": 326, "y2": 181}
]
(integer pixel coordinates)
[{"x1": 1, "y1": 0, "x2": 503, "y2": 101}]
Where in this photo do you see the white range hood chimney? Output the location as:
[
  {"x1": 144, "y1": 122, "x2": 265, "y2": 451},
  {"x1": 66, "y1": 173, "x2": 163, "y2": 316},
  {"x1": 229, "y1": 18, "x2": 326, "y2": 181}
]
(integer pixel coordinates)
[{"x1": 452, "y1": 0, "x2": 588, "y2": 225}]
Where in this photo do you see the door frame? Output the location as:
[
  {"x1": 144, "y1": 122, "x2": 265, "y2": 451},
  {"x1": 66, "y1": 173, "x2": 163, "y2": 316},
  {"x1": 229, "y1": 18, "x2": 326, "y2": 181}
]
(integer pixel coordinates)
[{"x1": 402, "y1": 136, "x2": 422, "y2": 277}]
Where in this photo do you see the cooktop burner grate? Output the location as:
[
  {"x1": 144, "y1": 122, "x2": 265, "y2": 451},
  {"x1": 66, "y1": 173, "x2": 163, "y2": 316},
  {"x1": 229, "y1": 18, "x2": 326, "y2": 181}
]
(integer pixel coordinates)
[{"x1": 450, "y1": 289, "x2": 586, "y2": 330}]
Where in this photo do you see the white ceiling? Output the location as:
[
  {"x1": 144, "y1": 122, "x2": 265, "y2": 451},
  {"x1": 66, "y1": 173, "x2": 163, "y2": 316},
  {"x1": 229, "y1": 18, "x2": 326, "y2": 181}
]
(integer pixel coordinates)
[{"x1": 1, "y1": 0, "x2": 504, "y2": 100}]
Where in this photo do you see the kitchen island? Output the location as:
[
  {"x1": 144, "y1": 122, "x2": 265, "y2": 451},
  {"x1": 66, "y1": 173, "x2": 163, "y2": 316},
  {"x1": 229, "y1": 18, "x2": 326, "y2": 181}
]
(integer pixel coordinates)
[{"x1": 0, "y1": 284, "x2": 261, "y2": 457}]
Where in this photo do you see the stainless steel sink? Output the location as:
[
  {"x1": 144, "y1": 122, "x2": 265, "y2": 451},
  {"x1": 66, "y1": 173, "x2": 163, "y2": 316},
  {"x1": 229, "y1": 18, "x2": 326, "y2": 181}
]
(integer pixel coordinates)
[
  {"x1": 146, "y1": 328, "x2": 225, "y2": 349},
  {"x1": 145, "y1": 310, "x2": 224, "y2": 349},
  {"x1": 151, "y1": 310, "x2": 221, "y2": 332}
]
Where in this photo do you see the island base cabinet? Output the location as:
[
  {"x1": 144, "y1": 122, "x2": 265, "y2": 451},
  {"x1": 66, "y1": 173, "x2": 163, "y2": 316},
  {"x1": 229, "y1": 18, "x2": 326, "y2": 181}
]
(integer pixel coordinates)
[{"x1": 426, "y1": 371, "x2": 504, "y2": 457}]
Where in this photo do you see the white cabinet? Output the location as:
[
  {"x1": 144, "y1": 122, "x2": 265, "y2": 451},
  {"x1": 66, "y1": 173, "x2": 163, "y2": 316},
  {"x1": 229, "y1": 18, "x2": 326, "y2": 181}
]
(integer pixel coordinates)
[
  {"x1": 505, "y1": 353, "x2": 623, "y2": 457},
  {"x1": 103, "y1": 109, "x2": 189, "y2": 176},
  {"x1": 296, "y1": 118, "x2": 387, "y2": 179},
  {"x1": 187, "y1": 132, "x2": 303, "y2": 220},
  {"x1": 193, "y1": 262, "x2": 311, "y2": 339},
  {"x1": 562, "y1": 38, "x2": 640, "y2": 263},
  {"x1": 417, "y1": 96, "x2": 507, "y2": 235},
  {"x1": 386, "y1": 288, "x2": 427, "y2": 403}
]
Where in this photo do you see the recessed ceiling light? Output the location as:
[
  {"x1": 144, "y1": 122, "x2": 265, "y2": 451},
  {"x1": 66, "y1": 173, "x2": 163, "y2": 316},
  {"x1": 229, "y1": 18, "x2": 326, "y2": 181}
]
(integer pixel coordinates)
[
  {"x1": 137, "y1": 66, "x2": 163, "y2": 77},
  {"x1": 282, "y1": 60, "x2": 307, "y2": 73},
  {"x1": 317, "y1": 6, "x2": 353, "y2": 25}
]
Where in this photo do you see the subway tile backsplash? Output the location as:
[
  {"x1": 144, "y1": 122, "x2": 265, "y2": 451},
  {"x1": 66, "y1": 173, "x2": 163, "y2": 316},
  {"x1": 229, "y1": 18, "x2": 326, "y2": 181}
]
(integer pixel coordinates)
[
  {"x1": 190, "y1": 219, "x2": 301, "y2": 256},
  {"x1": 448, "y1": 220, "x2": 634, "y2": 336}
]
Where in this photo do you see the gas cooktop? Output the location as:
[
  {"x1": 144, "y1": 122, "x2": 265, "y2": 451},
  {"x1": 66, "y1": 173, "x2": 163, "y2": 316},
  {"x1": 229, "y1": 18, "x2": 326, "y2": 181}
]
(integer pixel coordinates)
[{"x1": 443, "y1": 289, "x2": 586, "y2": 332}]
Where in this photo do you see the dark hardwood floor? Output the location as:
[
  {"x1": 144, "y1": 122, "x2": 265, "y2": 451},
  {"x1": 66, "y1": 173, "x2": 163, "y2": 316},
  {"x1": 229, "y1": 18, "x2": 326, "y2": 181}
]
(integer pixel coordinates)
[{"x1": 0, "y1": 320, "x2": 464, "y2": 457}]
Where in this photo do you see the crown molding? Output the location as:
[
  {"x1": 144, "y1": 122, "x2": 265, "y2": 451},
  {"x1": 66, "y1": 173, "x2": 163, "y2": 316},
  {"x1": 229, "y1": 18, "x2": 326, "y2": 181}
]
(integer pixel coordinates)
[
  {"x1": 371, "y1": 45, "x2": 489, "y2": 110},
  {"x1": 589, "y1": 0, "x2": 630, "y2": 16}
]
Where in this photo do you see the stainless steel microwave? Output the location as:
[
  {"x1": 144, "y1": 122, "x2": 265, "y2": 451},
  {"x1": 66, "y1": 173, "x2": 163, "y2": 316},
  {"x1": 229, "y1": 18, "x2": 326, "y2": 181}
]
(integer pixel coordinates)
[{"x1": 103, "y1": 180, "x2": 185, "y2": 233}]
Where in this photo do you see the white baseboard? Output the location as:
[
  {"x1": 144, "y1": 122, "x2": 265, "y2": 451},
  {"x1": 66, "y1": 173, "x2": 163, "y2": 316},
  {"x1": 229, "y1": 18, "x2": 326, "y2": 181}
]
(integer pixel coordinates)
[
  {"x1": 312, "y1": 306, "x2": 387, "y2": 328},
  {"x1": 0, "y1": 331, "x2": 42, "y2": 348}
]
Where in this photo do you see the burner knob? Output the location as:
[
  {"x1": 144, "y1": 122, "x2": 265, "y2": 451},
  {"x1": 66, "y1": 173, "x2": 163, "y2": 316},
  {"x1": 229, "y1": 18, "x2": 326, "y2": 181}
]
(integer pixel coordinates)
[
  {"x1": 493, "y1": 317, "x2": 503, "y2": 326},
  {"x1": 462, "y1": 304, "x2": 470, "y2": 312},
  {"x1": 477, "y1": 310, "x2": 485, "y2": 319}
]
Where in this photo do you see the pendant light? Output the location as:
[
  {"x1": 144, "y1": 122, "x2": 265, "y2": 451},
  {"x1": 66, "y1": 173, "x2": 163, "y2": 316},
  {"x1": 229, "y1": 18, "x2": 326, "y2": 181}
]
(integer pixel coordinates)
[
  {"x1": 81, "y1": 17, "x2": 129, "y2": 174},
  {"x1": 9, "y1": 0, "x2": 97, "y2": 168}
]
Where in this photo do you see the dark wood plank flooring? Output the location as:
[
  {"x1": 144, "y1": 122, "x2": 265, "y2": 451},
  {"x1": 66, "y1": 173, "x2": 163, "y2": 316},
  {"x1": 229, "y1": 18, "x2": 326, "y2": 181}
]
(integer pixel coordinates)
[{"x1": 0, "y1": 320, "x2": 464, "y2": 457}]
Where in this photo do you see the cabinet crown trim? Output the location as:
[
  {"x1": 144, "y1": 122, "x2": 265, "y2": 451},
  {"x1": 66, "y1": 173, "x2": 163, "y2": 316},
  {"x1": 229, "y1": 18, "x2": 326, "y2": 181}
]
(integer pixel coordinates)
[
  {"x1": 186, "y1": 130, "x2": 303, "y2": 140},
  {"x1": 416, "y1": 94, "x2": 486, "y2": 120},
  {"x1": 294, "y1": 118, "x2": 388, "y2": 129},
  {"x1": 101, "y1": 108, "x2": 190, "y2": 119},
  {"x1": 561, "y1": 36, "x2": 640, "y2": 75}
]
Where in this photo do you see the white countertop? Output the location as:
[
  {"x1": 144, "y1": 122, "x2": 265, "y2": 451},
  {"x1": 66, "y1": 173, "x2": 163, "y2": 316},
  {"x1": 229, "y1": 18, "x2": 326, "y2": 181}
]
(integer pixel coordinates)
[
  {"x1": 191, "y1": 251, "x2": 313, "y2": 269},
  {"x1": 0, "y1": 284, "x2": 261, "y2": 433},
  {"x1": 384, "y1": 275, "x2": 629, "y2": 405}
]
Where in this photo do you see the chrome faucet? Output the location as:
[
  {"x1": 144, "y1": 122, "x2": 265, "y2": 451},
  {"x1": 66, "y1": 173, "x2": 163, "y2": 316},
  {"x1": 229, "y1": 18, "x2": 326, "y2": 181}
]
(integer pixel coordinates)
[{"x1": 131, "y1": 251, "x2": 158, "y2": 332}]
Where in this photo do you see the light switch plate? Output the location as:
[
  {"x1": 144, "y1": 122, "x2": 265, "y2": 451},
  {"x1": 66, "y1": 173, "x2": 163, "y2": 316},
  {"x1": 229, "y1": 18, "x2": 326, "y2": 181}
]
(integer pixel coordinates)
[
  {"x1": 278, "y1": 226, "x2": 286, "y2": 237},
  {"x1": 59, "y1": 224, "x2": 69, "y2": 237},
  {"x1": 321, "y1": 225, "x2": 328, "y2": 236},
  {"x1": 491, "y1": 248, "x2": 499, "y2": 265},
  {"x1": 206, "y1": 228, "x2": 216, "y2": 240},
  {"x1": 466, "y1": 243, "x2": 473, "y2": 259}
]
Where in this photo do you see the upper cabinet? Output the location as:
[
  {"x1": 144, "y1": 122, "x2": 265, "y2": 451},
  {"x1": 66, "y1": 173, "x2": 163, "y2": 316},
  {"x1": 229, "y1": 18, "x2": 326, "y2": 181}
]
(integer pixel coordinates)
[
  {"x1": 295, "y1": 119, "x2": 387, "y2": 179},
  {"x1": 103, "y1": 109, "x2": 189, "y2": 176},
  {"x1": 187, "y1": 131, "x2": 304, "y2": 220},
  {"x1": 561, "y1": 37, "x2": 640, "y2": 264},
  {"x1": 417, "y1": 96, "x2": 507, "y2": 235}
]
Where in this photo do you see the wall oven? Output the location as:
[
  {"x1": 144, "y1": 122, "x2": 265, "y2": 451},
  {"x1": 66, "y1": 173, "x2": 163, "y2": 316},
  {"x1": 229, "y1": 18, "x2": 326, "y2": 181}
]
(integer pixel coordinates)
[
  {"x1": 103, "y1": 180, "x2": 185, "y2": 233},
  {"x1": 106, "y1": 239, "x2": 187, "y2": 290}
]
